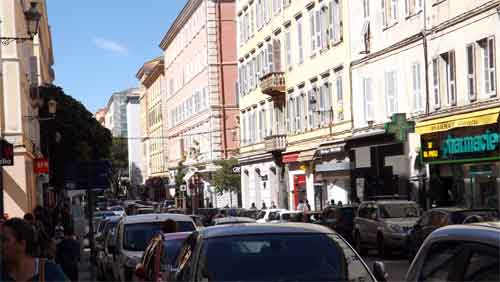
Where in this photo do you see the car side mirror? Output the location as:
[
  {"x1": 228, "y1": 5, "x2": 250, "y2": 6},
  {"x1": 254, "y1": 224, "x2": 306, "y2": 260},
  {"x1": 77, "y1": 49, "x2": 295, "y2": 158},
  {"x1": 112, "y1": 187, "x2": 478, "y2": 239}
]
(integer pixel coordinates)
[
  {"x1": 135, "y1": 263, "x2": 146, "y2": 280},
  {"x1": 373, "y1": 261, "x2": 388, "y2": 282}
]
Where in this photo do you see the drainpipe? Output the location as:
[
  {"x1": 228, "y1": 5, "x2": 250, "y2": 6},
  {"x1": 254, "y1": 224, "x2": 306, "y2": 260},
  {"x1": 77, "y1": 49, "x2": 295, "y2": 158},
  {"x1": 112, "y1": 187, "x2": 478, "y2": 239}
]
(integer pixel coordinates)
[
  {"x1": 217, "y1": 0, "x2": 229, "y2": 159},
  {"x1": 423, "y1": 0, "x2": 430, "y2": 116}
]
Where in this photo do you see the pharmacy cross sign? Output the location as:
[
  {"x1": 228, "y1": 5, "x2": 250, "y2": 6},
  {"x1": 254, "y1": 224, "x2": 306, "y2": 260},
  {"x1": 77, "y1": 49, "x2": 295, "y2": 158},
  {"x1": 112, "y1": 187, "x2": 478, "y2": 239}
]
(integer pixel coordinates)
[{"x1": 384, "y1": 113, "x2": 415, "y2": 143}]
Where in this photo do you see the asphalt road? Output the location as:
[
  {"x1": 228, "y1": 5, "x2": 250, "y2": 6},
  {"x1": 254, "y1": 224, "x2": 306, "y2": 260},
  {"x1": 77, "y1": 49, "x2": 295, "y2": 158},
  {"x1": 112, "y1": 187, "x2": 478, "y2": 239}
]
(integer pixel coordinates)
[{"x1": 363, "y1": 251, "x2": 410, "y2": 282}]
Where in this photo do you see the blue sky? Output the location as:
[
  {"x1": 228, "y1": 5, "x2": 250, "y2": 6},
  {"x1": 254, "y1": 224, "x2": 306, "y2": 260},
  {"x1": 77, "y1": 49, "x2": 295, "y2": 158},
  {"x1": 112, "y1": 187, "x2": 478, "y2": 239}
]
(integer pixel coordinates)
[{"x1": 47, "y1": 0, "x2": 187, "y2": 113}]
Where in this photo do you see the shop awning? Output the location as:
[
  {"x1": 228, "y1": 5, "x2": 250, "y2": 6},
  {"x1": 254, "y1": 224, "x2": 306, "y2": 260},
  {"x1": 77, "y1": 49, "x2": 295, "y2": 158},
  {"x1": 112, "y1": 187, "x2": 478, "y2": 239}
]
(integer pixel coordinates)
[
  {"x1": 298, "y1": 150, "x2": 316, "y2": 162},
  {"x1": 283, "y1": 153, "x2": 300, "y2": 163},
  {"x1": 416, "y1": 107, "x2": 500, "y2": 135}
]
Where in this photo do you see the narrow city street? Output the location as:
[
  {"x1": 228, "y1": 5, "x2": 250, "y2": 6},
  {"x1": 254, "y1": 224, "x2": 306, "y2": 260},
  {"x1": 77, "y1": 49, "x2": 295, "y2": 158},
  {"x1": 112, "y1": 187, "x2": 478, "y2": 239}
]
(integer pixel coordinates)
[{"x1": 363, "y1": 252, "x2": 410, "y2": 282}]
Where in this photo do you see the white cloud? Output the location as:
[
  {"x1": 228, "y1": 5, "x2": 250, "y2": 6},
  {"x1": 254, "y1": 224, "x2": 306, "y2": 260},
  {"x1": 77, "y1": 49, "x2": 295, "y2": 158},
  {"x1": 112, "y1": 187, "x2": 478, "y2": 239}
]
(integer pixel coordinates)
[{"x1": 92, "y1": 37, "x2": 128, "y2": 55}]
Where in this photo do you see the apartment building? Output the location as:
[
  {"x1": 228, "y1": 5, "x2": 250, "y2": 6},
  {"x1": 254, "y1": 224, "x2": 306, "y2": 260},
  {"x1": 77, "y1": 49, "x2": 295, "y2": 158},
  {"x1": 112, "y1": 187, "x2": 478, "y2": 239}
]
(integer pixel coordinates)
[
  {"x1": 415, "y1": 0, "x2": 500, "y2": 210},
  {"x1": 237, "y1": 0, "x2": 352, "y2": 210},
  {"x1": 160, "y1": 0, "x2": 238, "y2": 208},
  {"x1": 136, "y1": 57, "x2": 170, "y2": 200},
  {"x1": 94, "y1": 108, "x2": 107, "y2": 126},
  {"x1": 348, "y1": 0, "x2": 499, "y2": 210},
  {"x1": 0, "y1": 0, "x2": 55, "y2": 217}
]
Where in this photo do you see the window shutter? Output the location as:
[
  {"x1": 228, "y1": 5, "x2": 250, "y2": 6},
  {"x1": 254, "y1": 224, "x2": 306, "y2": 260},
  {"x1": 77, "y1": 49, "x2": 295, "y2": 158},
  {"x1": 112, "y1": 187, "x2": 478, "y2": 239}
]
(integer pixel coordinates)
[
  {"x1": 267, "y1": 42, "x2": 274, "y2": 72},
  {"x1": 336, "y1": 76, "x2": 343, "y2": 120},
  {"x1": 448, "y1": 50, "x2": 457, "y2": 106},
  {"x1": 328, "y1": 1, "x2": 334, "y2": 42},
  {"x1": 309, "y1": 11, "x2": 316, "y2": 54},
  {"x1": 285, "y1": 30, "x2": 292, "y2": 68},
  {"x1": 297, "y1": 20, "x2": 304, "y2": 63},
  {"x1": 466, "y1": 44, "x2": 476, "y2": 101},
  {"x1": 432, "y1": 58, "x2": 441, "y2": 109},
  {"x1": 487, "y1": 37, "x2": 496, "y2": 94},
  {"x1": 273, "y1": 39, "x2": 282, "y2": 72},
  {"x1": 381, "y1": 0, "x2": 387, "y2": 27}
]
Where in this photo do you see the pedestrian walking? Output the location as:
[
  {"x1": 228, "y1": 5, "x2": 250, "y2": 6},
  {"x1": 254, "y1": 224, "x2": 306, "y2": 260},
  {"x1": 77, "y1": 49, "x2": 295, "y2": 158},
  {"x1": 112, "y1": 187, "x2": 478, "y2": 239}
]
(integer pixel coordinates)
[
  {"x1": 296, "y1": 200, "x2": 305, "y2": 211},
  {"x1": 160, "y1": 219, "x2": 178, "y2": 236},
  {"x1": 0, "y1": 218, "x2": 69, "y2": 282},
  {"x1": 250, "y1": 203, "x2": 257, "y2": 210},
  {"x1": 305, "y1": 200, "x2": 312, "y2": 211},
  {"x1": 261, "y1": 202, "x2": 267, "y2": 210},
  {"x1": 56, "y1": 226, "x2": 81, "y2": 282},
  {"x1": 270, "y1": 201, "x2": 277, "y2": 209}
]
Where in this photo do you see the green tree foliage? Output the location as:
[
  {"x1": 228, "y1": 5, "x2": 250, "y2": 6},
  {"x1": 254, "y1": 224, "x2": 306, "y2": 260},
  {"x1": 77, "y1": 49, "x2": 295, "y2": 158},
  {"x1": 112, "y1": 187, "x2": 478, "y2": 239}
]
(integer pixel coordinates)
[
  {"x1": 175, "y1": 161, "x2": 186, "y2": 192},
  {"x1": 212, "y1": 158, "x2": 241, "y2": 195},
  {"x1": 38, "y1": 85, "x2": 112, "y2": 190}
]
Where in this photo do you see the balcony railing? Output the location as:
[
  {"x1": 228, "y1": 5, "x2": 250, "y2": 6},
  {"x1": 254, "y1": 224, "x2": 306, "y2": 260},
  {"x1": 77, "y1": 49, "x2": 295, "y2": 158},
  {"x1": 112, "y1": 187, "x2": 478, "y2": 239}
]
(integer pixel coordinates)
[
  {"x1": 264, "y1": 134, "x2": 286, "y2": 152},
  {"x1": 260, "y1": 72, "x2": 286, "y2": 97}
]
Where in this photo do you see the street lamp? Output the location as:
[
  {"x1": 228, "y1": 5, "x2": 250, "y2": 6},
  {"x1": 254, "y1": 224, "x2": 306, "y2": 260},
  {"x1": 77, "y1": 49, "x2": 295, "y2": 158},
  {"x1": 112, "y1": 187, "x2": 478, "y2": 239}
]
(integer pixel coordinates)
[
  {"x1": 1, "y1": 2, "x2": 42, "y2": 45},
  {"x1": 25, "y1": 97, "x2": 57, "y2": 121}
]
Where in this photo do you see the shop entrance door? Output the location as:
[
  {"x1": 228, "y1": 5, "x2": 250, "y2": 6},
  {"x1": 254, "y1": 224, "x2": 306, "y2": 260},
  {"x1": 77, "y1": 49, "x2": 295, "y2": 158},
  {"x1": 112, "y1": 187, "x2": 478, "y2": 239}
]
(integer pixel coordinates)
[
  {"x1": 467, "y1": 165, "x2": 499, "y2": 210},
  {"x1": 293, "y1": 175, "x2": 306, "y2": 209}
]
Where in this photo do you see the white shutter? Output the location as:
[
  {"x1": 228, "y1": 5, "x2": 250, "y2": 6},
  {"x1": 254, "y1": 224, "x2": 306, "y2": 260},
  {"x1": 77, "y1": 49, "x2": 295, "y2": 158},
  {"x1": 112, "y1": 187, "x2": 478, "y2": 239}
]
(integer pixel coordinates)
[
  {"x1": 363, "y1": 78, "x2": 374, "y2": 121},
  {"x1": 336, "y1": 76, "x2": 343, "y2": 120},
  {"x1": 466, "y1": 44, "x2": 477, "y2": 101},
  {"x1": 315, "y1": 10, "x2": 322, "y2": 50},
  {"x1": 249, "y1": 59, "x2": 255, "y2": 90},
  {"x1": 381, "y1": 0, "x2": 387, "y2": 27},
  {"x1": 309, "y1": 11, "x2": 316, "y2": 54},
  {"x1": 328, "y1": 1, "x2": 334, "y2": 42},
  {"x1": 432, "y1": 58, "x2": 441, "y2": 109},
  {"x1": 267, "y1": 42, "x2": 274, "y2": 72},
  {"x1": 297, "y1": 20, "x2": 304, "y2": 64},
  {"x1": 285, "y1": 30, "x2": 292, "y2": 68},
  {"x1": 412, "y1": 63, "x2": 422, "y2": 111},
  {"x1": 448, "y1": 51, "x2": 457, "y2": 106},
  {"x1": 385, "y1": 71, "x2": 398, "y2": 115},
  {"x1": 486, "y1": 37, "x2": 496, "y2": 95}
]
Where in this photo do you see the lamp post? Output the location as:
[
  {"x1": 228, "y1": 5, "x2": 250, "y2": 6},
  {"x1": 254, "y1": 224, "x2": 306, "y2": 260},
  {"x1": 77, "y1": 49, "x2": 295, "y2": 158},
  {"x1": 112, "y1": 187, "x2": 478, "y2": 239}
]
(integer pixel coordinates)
[{"x1": 1, "y1": 2, "x2": 42, "y2": 45}]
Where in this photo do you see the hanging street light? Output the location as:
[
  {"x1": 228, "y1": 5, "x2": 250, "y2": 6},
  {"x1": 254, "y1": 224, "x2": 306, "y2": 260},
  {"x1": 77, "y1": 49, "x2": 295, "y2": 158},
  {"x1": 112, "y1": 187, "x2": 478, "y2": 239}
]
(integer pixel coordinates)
[{"x1": 1, "y1": 2, "x2": 42, "y2": 45}]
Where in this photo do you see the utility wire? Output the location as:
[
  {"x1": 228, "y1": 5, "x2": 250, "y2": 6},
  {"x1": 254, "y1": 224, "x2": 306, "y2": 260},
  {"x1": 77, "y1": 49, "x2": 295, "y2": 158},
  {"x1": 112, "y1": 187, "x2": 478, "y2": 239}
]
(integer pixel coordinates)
[{"x1": 114, "y1": 127, "x2": 240, "y2": 140}]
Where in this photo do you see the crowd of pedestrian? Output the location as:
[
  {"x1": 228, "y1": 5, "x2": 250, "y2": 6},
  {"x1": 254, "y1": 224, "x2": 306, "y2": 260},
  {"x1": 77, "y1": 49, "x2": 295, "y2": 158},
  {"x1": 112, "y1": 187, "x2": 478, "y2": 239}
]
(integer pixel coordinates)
[{"x1": 0, "y1": 202, "x2": 80, "y2": 282}]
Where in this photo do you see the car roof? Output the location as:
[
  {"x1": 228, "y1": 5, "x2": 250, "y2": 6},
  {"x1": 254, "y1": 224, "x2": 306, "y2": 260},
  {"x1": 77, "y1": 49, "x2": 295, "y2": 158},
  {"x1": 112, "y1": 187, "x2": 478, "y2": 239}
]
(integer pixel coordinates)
[
  {"x1": 200, "y1": 223, "x2": 333, "y2": 238},
  {"x1": 214, "y1": 217, "x2": 256, "y2": 224},
  {"x1": 471, "y1": 221, "x2": 500, "y2": 229},
  {"x1": 426, "y1": 223, "x2": 500, "y2": 247},
  {"x1": 104, "y1": 215, "x2": 122, "y2": 222},
  {"x1": 430, "y1": 206, "x2": 497, "y2": 213},
  {"x1": 161, "y1": 232, "x2": 192, "y2": 241},
  {"x1": 122, "y1": 213, "x2": 193, "y2": 224},
  {"x1": 361, "y1": 200, "x2": 417, "y2": 205},
  {"x1": 279, "y1": 211, "x2": 302, "y2": 214}
]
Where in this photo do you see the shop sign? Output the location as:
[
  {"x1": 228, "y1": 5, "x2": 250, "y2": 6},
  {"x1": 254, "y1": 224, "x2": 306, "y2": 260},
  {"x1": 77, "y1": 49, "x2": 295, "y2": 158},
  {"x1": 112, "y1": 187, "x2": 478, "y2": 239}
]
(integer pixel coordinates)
[
  {"x1": 34, "y1": 158, "x2": 49, "y2": 174},
  {"x1": 283, "y1": 153, "x2": 299, "y2": 163},
  {"x1": 384, "y1": 113, "x2": 415, "y2": 142},
  {"x1": 315, "y1": 161, "x2": 350, "y2": 172},
  {"x1": 421, "y1": 121, "x2": 500, "y2": 163}
]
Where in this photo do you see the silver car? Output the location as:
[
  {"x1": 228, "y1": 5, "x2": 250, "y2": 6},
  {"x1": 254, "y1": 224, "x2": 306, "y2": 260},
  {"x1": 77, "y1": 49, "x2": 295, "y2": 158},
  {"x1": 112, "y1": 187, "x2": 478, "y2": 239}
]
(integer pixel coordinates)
[
  {"x1": 354, "y1": 200, "x2": 420, "y2": 257},
  {"x1": 405, "y1": 222, "x2": 499, "y2": 282}
]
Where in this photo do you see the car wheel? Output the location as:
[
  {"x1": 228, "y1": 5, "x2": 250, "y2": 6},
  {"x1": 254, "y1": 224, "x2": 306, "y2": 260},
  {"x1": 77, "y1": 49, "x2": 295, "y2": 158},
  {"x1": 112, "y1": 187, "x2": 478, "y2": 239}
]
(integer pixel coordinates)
[
  {"x1": 377, "y1": 235, "x2": 389, "y2": 259},
  {"x1": 354, "y1": 231, "x2": 366, "y2": 255}
]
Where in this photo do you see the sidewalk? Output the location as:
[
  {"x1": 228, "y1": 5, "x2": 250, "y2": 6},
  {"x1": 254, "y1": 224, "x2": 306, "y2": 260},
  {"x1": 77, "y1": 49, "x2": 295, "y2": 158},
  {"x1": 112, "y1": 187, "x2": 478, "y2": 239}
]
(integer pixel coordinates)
[{"x1": 79, "y1": 248, "x2": 95, "y2": 282}]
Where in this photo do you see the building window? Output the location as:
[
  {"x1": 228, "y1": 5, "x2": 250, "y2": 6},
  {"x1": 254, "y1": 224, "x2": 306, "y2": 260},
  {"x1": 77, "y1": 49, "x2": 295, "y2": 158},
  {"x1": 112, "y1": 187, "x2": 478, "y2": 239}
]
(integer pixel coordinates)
[
  {"x1": 259, "y1": 108, "x2": 265, "y2": 141},
  {"x1": 309, "y1": 9, "x2": 320, "y2": 56},
  {"x1": 249, "y1": 59, "x2": 255, "y2": 90},
  {"x1": 391, "y1": 0, "x2": 398, "y2": 21},
  {"x1": 443, "y1": 51, "x2": 457, "y2": 106},
  {"x1": 385, "y1": 71, "x2": 398, "y2": 116},
  {"x1": 267, "y1": 104, "x2": 274, "y2": 136},
  {"x1": 308, "y1": 85, "x2": 318, "y2": 129},
  {"x1": 288, "y1": 97, "x2": 295, "y2": 133},
  {"x1": 466, "y1": 43, "x2": 477, "y2": 101},
  {"x1": 284, "y1": 0, "x2": 292, "y2": 9},
  {"x1": 285, "y1": 28, "x2": 292, "y2": 69},
  {"x1": 329, "y1": 0, "x2": 342, "y2": 43},
  {"x1": 267, "y1": 41, "x2": 274, "y2": 73},
  {"x1": 480, "y1": 37, "x2": 496, "y2": 97},
  {"x1": 412, "y1": 63, "x2": 423, "y2": 111},
  {"x1": 335, "y1": 74, "x2": 344, "y2": 121},
  {"x1": 256, "y1": 0, "x2": 262, "y2": 29},
  {"x1": 297, "y1": 18, "x2": 304, "y2": 64},
  {"x1": 363, "y1": 77, "x2": 374, "y2": 122},
  {"x1": 405, "y1": 0, "x2": 423, "y2": 17},
  {"x1": 432, "y1": 57, "x2": 441, "y2": 109}
]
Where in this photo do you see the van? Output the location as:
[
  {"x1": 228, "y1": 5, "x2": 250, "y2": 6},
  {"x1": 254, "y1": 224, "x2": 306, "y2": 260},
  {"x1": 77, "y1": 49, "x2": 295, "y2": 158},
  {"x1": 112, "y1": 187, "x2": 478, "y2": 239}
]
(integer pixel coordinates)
[{"x1": 107, "y1": 213, "x2": 196, "y2": 282}]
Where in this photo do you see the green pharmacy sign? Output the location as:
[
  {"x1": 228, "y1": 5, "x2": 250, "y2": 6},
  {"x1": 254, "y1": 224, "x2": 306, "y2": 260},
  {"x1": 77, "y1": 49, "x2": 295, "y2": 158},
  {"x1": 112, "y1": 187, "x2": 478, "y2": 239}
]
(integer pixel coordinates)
[{"x1": 442, "y1": 130, "x2": 499, "y2": 158}]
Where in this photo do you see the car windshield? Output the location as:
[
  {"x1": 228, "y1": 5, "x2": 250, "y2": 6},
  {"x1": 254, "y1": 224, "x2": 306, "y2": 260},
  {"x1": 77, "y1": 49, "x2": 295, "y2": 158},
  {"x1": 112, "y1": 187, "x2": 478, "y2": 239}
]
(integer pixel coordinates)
[
  {"x1": 123, "y1": 221, "x2": 195, "y2": 251},
  {"x1": 282, "y1": 213, "x2": 303, "y2": 221},
  {"x1": 198, "y1": 234, "x2": 374, "y2": 282},
  {"x1": 380, "y1": 203, "x2": 420, "y2": 218},
  {"x1": 340, "y1": 208, "x2": 355, "y2": 221},
  {"x1": 451, "y1": 210, "x2": 499, "y2": 224}
]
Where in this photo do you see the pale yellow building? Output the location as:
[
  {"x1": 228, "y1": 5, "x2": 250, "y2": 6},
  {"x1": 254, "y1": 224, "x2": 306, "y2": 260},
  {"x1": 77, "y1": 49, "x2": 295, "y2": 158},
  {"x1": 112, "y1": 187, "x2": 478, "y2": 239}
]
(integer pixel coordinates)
[
  {"x1": 237, "y1": 0, "x2": 352, "y2": 210},
  {"x1": 137, "y1": 57, "x2": 169, "y2": 200},
  {"x1": 0, "y1": 0, "x2": 55, "y2": 217}
]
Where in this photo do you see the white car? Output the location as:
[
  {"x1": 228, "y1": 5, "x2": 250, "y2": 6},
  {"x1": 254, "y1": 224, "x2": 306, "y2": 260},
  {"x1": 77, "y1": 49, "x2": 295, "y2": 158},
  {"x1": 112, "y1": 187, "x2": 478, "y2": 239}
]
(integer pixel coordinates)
[
  {"x1": 269, "y1": 211, "x2": 305, "y2": 223},
  {"x1": 109, "y1": 206, "x2": 126, "y2": 217},
  {"x1": 256, "y1": 209, "x2": 287, "y2": 223},
  {"x1": 108, "y1": 213, "x2": 197, "y2": 282}
]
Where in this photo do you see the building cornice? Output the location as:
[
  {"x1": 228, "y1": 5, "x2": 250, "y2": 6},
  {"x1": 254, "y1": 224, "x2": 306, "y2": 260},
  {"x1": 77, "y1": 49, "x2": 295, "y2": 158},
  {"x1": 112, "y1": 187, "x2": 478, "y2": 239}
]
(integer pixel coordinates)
[{"x1": 159, "y1": 0, "x2": 203, "y2": 51}]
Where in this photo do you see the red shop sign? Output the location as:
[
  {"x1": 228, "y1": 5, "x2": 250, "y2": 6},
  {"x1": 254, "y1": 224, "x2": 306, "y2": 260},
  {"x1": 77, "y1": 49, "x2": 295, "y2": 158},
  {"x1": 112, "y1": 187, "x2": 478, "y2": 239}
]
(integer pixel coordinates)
[
  {"x1": 35, "y1": 158, "x2": 49, "y2": 174},
  {"x1": 282, "y1": 153, "x2": 299, "y2": 164}
]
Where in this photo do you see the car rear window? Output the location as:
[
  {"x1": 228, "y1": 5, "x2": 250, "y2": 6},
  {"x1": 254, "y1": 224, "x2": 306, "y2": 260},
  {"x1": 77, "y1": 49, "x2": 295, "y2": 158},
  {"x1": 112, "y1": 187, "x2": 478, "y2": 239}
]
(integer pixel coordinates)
[
  {"x1": 198, "y1": 234, "x2": 374, "y2": 282},
  {"x1": 161, "y1": 238, "x2": 186, "y2": 265},
  {"x1": 123, "y1": 221, "x2": 195, "y2": 251}
]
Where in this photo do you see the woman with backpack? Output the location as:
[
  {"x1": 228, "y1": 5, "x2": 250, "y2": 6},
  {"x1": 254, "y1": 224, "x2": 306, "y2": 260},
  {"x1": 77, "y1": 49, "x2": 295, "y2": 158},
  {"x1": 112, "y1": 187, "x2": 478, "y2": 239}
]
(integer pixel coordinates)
[{"x1": 0, "y1": 218, "x2": 69, "y2": 282}]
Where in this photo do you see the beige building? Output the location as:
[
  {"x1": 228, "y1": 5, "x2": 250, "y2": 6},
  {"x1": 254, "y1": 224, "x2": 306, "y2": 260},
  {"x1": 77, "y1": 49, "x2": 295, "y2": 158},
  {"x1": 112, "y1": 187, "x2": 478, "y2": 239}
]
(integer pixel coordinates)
[
  {"x1": 137, "y1": 57, "x2": 169, "y2": 198},
  {"x1": 237, "y1": 0, "x2": 352, "y2": 210},
  {"x1": 347, "y1": 0, "x2": 500, "y2": 209},
  {"x1": 94, "y1": 108, "x2": 107, "y2": 126},
  {"x1": 160, "y1": 0, "x2": 238, "y2": 208},
  {"x1": 0, "y1": 0, "x2": 55, "y2": 217}
]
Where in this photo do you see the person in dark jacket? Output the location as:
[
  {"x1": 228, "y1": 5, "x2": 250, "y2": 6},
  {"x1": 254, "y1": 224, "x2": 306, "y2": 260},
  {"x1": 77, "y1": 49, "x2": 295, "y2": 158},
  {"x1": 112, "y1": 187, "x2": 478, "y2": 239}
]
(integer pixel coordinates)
[
  {"x1": 1, "y1": 218, "x2": 69, "y2": 282},
  {"x1": 55, "y1": 226, "x2": 81, "y2": 282}
]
